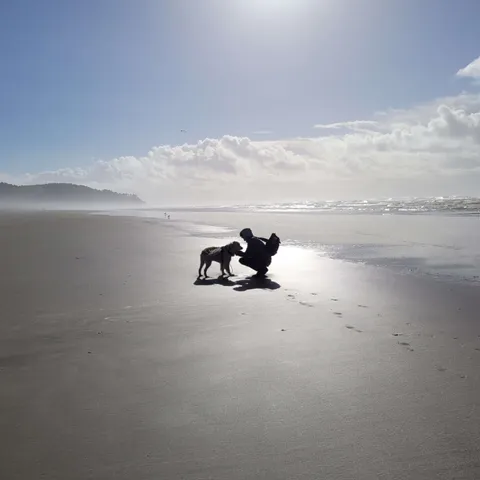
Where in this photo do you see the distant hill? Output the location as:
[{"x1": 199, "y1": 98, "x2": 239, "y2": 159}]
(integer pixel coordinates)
[{"x1": 0, "y1": 182, "x2": 144, "y2": 207}]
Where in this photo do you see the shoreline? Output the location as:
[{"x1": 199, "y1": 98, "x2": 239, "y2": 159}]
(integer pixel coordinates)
[{"x1": 92, "y1": 207, "x2": 480, "y2": 288}]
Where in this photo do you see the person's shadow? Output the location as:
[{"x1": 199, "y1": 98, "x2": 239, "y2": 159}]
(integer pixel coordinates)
[
  {"x1": 193, "y1": 275, "x2": 280, "y2": 291},
  {"x1": 233, "y1": 276, "x2": 280, "y2": 292}
]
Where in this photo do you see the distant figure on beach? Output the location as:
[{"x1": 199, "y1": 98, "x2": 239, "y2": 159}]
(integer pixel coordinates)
[
  {"x1": 236, "y1": 228, "x2": 280, "y2": 277},
  {"x1": 168, "y1": 215, "x2": 170, "y2": 220}
]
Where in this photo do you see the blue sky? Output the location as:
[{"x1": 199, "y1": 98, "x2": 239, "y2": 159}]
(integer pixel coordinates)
[{"x1": 1, "y1": 0, "x2": 480, "y2": 203}]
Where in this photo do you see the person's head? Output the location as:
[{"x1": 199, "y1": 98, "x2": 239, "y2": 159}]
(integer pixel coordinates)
[{"x1": 240, "y1": 228, "x2": 253, "y2": 240}]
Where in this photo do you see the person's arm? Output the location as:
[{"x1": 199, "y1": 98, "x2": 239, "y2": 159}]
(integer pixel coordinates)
[
  {"x1": 237, "y1": 239, "x2": 251, "y2": 256},
  {"x1": 257, "y1": 237, "x2": 269, "y2": 243}
]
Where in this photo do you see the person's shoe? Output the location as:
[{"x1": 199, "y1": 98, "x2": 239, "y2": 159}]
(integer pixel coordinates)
[{"x1": 255, "y1": 267, "x2": 268, "y2": 278}]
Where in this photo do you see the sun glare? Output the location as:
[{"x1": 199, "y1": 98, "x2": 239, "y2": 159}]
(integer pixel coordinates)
[
  {"x1": 231, "y1": 0, "x2": 312, "y2": 24},
  {"x1": 256, "y1": 0, "x2": 295, "y2": 6},
  {"x1": 250, "y1": 0, "x2": 299, "y2": 11}
]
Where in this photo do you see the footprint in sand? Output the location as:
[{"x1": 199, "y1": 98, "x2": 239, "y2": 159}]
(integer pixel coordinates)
[
  {"x1": 346, "y1": 325, "x2": 362, "y2": 333},
  {"x1": 287, "y1": 294, "x2": 296, "y2": 300},
  {"x1": 436, "y1": 367, "x2": 466, "y2": 379},
  {"x1": 333, "y1": 312, "x2": 343, "y2": 317},
  {"x1": 331, "y1": 298, "x2": 339, "y2": 302},
  {"x1": 299, "y1": 301, "x2": 314, "y2": 308},
  {"x1": 358, "y1": 304, "x2": 368, "y2": 308},
  {"x1": 311, "y1": 293, "x2": 318, "y2": 296},
  {"x1": 392, "y1": 333, "x2": 404, "y2": 337},
  {"x1": 475, "y1": 348, "x2": 480, "y2": 352},
  {"x1": 398, "y1": 341, "x2": 414, "y2": 351}
]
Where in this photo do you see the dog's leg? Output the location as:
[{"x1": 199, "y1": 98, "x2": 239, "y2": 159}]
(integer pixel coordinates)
[
  {"x1": 219, "y1": 249, "x2": 226, "y2": 277},
  {"x1": 204, "y1": 259, "x2": 212, "y2": 278},
  {"x1": 198, "y1": 255, "x2": 205, "y2": 278},
  {"x1": 223, "y1": 258, "x2": 231, "y2": 276},
  {"x1": 222, "y1": 256, "x2": 231, "y2": 276},
  {"x1": 223, "y1": 258, "x2": 232, "y2": 276}
]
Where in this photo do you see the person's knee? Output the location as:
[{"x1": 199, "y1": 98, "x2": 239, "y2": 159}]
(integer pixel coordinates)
[{"x1": 240, "y1": 257, "x2": 257, "y2": 270}]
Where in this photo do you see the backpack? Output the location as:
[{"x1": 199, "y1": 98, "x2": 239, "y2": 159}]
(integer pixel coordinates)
[{"x1": 265, "y1": 233, "x2": 281, "y2": 256}]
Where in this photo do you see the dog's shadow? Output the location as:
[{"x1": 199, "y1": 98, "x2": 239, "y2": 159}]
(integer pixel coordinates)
[
  {"x1": 194, "y1": 276, "x2": 237, "y2": 287},
  {"x1": 194, "y1": 275, "x2": 280, "y2": 291}
]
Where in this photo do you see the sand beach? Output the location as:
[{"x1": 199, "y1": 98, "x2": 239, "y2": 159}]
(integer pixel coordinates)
[{"x1": 1, "y1": 211, "x2": 480, "y2": 479}]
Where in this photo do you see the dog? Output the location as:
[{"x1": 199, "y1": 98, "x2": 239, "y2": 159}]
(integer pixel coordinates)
[{"x1": 198, "y1": 241, "x2": 243, "y2": 278}]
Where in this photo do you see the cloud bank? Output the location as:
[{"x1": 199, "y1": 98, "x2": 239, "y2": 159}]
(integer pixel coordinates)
[{"x1": 4, "y1": 58, "x2": 480, "y2": 205}]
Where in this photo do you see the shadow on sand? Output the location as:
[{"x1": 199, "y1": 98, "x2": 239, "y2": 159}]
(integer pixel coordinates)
[
  {"x1": 194, "y1": 275, "x2": 280, "y2": 291},
  {"x1": 233, "y1": 276, "x2": 280, "y2": 292},
  {"x1": 194, "y1": 276, "x2": 237, "y2": 287}
]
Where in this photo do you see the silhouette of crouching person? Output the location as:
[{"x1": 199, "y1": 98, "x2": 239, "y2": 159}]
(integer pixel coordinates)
[{"x1": 236, "y1": 228, "x2": 272, "y2": 277}]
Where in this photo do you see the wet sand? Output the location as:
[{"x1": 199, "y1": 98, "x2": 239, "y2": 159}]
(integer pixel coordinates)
[{"x1": 1, "y1": 212, "x2": 480, "y2": 479}]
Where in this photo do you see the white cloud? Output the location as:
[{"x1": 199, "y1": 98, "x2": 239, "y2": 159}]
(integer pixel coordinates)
[
  {"x1": 457, "y1": 56, "x2": 480, "y2": 79},
  {"x1": 314, "y1": 120, "x2": 380, "y2": 132},
  {"x1": 6, "y1": 61, "x2": 480, "y2": 204}
]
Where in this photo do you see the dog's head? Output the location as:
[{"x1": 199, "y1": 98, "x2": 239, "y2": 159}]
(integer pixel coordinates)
[{"x1": 225, "y1": 241, "x2": 243, "y2": 255}]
